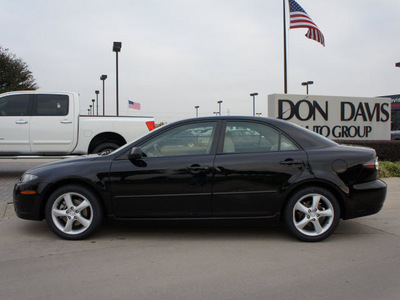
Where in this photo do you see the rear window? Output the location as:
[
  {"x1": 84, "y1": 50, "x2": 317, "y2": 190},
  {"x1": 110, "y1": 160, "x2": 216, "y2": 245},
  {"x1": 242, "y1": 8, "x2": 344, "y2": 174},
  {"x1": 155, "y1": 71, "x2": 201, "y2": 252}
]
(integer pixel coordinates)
[{"x1": 282, "y1": 121, "x2": 338, "y2": 149}]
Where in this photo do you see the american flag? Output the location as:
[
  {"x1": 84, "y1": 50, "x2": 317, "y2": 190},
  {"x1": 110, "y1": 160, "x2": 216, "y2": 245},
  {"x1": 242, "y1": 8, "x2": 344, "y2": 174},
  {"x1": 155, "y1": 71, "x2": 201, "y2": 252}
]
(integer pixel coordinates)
[
  {"x1": 289, "y1": 0, "x2": 325, "y2": 47},
  {"x1": 128, "y1": 100, "x2": 141, "y2": 110}
]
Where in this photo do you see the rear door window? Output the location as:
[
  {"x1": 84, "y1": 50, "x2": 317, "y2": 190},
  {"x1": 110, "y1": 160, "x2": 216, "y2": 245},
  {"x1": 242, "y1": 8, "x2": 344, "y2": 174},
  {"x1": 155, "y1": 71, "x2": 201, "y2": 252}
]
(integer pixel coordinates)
[
  {"x1": 223, "y1": 121, "x2": 299, "y2": 153},
  {"x1": 34, "y1": 94, "x2": 69, "y2": 116}
]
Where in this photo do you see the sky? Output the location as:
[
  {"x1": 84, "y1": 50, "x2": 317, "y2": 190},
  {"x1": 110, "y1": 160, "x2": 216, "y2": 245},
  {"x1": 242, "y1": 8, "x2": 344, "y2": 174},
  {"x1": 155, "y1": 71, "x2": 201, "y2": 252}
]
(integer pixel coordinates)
[{"x1": 1, "y1": 0, "x2": 399, "y2": 123}]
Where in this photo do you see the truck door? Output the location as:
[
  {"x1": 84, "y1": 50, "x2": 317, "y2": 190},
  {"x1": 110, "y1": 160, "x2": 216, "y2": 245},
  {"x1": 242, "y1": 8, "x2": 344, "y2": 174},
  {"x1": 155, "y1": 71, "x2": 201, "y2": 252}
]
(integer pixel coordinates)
[
  {"x1": 30, "y1": 94, "x2": 75, "y2": 154},
  {"x1": 0, "y1": 94, "x2": 32, "y2": 154}
]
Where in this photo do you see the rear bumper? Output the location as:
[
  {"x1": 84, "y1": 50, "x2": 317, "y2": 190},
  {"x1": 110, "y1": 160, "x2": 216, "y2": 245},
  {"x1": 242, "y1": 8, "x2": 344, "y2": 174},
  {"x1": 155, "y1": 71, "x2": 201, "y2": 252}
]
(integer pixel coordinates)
[{"x1": 344, "y1": 179, "x2": 387, "y2": 220}]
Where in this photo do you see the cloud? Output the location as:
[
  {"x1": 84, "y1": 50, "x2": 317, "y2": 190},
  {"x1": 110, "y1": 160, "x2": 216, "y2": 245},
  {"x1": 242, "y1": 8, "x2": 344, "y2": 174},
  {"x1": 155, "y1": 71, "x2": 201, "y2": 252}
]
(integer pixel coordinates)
[{"x1": 1, "y1": 0, "x2": 399, "y2": 122}]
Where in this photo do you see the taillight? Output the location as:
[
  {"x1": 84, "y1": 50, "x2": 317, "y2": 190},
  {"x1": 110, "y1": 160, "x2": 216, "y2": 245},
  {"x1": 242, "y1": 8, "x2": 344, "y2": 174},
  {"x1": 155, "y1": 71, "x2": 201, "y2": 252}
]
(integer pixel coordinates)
[
  {"x1": 146, "y1": 121, "x2": 155, "y2": 131},
  {"x1": 363, "y1": 157, "x2": 379, "y2": 170}
]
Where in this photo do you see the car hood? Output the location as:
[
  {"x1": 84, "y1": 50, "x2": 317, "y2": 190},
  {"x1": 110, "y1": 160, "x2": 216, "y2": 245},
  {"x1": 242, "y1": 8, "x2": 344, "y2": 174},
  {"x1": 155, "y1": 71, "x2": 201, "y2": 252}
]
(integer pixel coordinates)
[{"x1": 24, "y1": 155, "x2": 102, "y2": 175}]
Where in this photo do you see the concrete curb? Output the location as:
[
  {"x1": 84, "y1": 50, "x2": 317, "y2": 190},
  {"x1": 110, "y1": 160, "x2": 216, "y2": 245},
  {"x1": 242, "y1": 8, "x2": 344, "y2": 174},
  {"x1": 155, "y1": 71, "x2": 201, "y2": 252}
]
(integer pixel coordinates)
[
  {"x1": 0, "y1": 202, "x2": 16, "y2": 220},
  {"x1": 0, "y1": 202, "x2": 5, "y2": 219}
]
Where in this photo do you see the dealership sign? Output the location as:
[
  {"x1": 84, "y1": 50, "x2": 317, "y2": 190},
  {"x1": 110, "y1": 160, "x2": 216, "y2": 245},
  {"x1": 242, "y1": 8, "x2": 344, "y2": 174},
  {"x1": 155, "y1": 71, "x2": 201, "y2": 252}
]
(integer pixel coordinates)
[{"x1": 268, "y1": 94, "x2": 391, "y2": 140}]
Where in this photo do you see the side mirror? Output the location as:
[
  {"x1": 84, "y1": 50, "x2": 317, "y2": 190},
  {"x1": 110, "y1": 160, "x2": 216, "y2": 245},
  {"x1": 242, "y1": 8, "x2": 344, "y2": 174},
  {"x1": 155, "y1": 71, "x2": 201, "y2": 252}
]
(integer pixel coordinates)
[{"x1": 128, "y1": 147, "x2": 143, "y2": 160}]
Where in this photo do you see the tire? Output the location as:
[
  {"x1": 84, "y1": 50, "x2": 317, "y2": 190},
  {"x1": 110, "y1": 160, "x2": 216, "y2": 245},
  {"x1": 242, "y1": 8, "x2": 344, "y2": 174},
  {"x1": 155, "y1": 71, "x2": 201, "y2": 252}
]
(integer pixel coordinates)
[
  {"x1": 45, "y1": 185, "x2": 103, "y2": 240},
  {"x1": 284, "y1": 187, "x2": 340, "y2": 242},
  {"x1": 92, "y1": 142, "x2": 120, "y2": 155}
]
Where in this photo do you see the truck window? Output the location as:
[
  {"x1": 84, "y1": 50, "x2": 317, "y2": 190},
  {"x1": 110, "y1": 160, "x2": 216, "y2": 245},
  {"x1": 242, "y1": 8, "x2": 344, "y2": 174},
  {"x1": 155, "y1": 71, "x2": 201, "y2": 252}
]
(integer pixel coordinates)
[
  {"x1": 35, "y1": 94, "x2": 69, "y2": 116},
  {"x1": 0, "y1": 94, "x2": 30, "y2": 116}
]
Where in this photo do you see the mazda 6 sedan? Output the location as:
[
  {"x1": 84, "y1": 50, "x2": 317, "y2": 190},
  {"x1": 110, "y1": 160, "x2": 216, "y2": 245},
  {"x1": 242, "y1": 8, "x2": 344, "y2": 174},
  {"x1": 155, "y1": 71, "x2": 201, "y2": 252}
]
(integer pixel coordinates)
[{"x1": 14, "y1": 116, "x2": 387, "y2": 242}]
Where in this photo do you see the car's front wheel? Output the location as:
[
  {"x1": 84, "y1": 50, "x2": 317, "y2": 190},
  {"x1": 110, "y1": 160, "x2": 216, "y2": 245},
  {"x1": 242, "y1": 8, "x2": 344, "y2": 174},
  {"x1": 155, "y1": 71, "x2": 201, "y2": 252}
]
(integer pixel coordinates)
[
  {"x1": 284, "y1": 187, "x2": 340, "y2": 242},
  {"x1": 45, "y1": 185, "x2": 103, "y2": 240}
]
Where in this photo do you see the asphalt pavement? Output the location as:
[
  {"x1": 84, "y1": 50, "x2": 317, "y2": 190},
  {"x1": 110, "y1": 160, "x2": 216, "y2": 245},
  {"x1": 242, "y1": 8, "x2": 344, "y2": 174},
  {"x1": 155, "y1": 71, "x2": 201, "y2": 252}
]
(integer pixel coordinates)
[{"x1": 0, "y1": 159, "x2": 399, "y2": 299}]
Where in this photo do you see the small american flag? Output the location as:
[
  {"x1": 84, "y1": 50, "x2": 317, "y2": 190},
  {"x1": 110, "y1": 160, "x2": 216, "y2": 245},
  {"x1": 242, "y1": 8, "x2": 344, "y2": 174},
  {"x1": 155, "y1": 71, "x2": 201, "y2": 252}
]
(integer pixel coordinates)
[
  {"x1": 289, "y1": 0, "x2": 325, "y2": 47},
  {"x1": 128, "y1": 100, "x2": 141, "y2": 110}
]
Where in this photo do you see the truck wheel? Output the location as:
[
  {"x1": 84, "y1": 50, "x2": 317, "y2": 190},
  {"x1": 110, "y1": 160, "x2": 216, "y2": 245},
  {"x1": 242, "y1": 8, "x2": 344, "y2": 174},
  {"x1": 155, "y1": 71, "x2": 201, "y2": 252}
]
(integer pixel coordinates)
[
  {"x1": 45, "y1": 185, "x2": 103, "y2": 240},
  {"x1": 92, "y1": 142, "x2": 120, "y2": 155}
]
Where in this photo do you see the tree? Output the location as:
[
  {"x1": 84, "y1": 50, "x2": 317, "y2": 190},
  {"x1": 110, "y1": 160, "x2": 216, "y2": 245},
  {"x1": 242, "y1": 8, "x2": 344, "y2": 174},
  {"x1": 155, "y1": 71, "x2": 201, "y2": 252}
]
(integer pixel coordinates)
[{"x1": 0, "y1": 46, "x2": 38, "y2": 93}]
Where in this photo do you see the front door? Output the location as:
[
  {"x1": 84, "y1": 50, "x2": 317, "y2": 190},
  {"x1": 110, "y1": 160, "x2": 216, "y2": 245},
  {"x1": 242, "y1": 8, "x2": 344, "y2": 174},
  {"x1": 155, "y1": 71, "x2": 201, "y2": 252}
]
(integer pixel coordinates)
[
  {"x1": 0, "y1": 94, "x2": 31, "y2": 154},
  {"x1": 110, "y1": 121, "x2": 219, "y2": 218}
]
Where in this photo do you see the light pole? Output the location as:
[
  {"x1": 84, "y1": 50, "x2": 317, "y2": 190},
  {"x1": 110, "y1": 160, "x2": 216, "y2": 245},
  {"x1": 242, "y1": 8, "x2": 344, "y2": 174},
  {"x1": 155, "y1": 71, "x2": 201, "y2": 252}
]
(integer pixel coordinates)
[
  {"x1": 195, "y1": 106, "x2": 199, "y2": 117},
  {"x1": 95, "y1": 90, "x2": 99, "y2": 116},
  {"x1": 100, "y1": 75, "x2": 107, "y2": 116},
  {"x1": 250, "y1": 93, "x2": 258, "y2": 116},
  {"x1": 301, "y1": 81, "x2": 314, "y2": 95},
  {"x1": 113, "y1": 42, "x2": 122, "y2": 116},
  {"x1": 217, "y1": 100, "x2": 223, "y2": 116},
  {"x1": 89, "y1": 105, "x2": 93, "y2": 115},
  {"x1": 91, "y1": 99, "x2": 95, "y2": 115},
  {"x1": 87, "y1": 108, "x2": 90, "y2": 115}
]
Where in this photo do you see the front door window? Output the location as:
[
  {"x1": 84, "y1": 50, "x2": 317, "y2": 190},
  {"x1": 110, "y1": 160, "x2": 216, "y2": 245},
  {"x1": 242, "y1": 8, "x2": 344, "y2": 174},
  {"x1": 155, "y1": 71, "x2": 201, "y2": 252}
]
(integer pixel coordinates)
[{"x1": 141, "y1": 122, "x2": 217, "y2": 157}]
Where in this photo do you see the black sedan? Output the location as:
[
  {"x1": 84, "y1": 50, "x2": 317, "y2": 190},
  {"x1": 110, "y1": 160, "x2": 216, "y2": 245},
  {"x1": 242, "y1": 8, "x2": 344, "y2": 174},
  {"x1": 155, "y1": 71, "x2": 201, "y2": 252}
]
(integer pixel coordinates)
[{"x1": 14, "y1": 116, "x2": 387, "y2": 242}]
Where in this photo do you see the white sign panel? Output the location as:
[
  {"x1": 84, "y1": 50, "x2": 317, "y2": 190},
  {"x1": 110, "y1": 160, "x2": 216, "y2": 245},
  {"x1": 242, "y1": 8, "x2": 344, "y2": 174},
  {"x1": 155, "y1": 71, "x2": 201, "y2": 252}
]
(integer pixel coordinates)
[{"x1": 268, "y1": 94, "x2": 391, "y2": 140}]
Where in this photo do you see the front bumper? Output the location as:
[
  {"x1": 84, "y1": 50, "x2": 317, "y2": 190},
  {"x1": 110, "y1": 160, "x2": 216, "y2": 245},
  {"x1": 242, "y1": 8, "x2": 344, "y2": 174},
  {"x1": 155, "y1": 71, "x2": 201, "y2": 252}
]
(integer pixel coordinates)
[
  {"x1": 13, "y1": 181, "x2": 44, "y2": 221},
  {"x1": 344, "y1": 179, "x2": 387, "y2": 220}
]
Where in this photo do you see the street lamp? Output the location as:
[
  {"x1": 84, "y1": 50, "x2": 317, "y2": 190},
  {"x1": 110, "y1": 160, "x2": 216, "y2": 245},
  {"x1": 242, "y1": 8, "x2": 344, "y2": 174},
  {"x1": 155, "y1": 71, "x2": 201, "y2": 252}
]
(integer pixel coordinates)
[
  {"x1": 91, "y1": 99, "x2": 95, "y2": 116},
  {"x1": 301, "y1": 81, "x2": 314, "y2": 95},
  {"x1": 113, "y1": 42, "x2": 122, "y2": 116},
  {"x1": 89, "y1": 104, "x2": 93, "y2": 115},
  {"x1": 100, "y1": 75, "x2": 107, "y2": 116},
  {"x1": 195, "y1": 106, "x2": 199, "y2": 117},
  {"x1": 250, "y1": 93, "x2": 258, "y2": 116},
  {"x1": 396, "y1": 62, "x2": 400, "y2": 68},
  {"x1": 217, "y1": 100, "x2": 223, "y2": 116},
  {"x1": 95, "y1": 90, "x2": 99, "y2": 116}
]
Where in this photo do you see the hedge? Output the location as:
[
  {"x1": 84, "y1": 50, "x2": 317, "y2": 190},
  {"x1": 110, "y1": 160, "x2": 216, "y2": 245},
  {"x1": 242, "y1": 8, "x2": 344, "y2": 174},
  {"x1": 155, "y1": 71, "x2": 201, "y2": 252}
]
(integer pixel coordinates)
[
  {"x1": 379, "y1": 161, "x2": 400, "y2": 177},
  {"x1": 335, "y1": 140, "x2": 400, "y2": 162}
]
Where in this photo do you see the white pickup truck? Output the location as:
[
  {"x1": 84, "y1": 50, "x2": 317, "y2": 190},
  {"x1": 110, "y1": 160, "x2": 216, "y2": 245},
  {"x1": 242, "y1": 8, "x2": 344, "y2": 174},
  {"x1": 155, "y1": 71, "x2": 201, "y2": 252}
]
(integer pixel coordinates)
[{"x1": 0, "y1": 91, "x2": 155, "y2": 156}]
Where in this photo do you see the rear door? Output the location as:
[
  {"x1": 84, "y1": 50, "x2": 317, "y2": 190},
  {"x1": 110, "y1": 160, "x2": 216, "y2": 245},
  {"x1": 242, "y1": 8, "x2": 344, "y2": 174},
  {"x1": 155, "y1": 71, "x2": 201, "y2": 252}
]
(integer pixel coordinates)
[
  {"x1": 0, "y1": 93, "x2": 32, "y2": 154},
  {"x1": 212, "y1": 120, "x2": 308, "y2": 217},
  {"x1": 30, "y1": 94, "x2": 75, "y2": 154}
]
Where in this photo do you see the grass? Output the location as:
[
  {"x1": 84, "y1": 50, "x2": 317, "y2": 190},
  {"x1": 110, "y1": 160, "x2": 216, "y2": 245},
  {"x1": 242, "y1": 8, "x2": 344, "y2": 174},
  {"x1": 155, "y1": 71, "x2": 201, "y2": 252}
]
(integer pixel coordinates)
[{"x1": 379, "y1": 161, "x2": 400, "y2": 178}]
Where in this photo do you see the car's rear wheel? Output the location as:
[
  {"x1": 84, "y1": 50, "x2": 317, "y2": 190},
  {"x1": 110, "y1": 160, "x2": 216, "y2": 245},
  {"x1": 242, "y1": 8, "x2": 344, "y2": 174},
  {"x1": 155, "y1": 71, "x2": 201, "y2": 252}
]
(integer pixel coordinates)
[
  {"x1": 45, "y1": 185, "x2": 103, "y2": 240},
  {"x1": 284, "y1": 187, "x2": 340, "y2": 242}
]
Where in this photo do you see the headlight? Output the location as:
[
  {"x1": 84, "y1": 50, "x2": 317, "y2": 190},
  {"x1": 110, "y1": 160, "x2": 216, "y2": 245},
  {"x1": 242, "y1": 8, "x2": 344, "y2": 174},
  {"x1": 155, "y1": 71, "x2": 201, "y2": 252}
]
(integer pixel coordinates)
[{"x1": 19, "y1": 174, "x2": 39, "y2": 183}]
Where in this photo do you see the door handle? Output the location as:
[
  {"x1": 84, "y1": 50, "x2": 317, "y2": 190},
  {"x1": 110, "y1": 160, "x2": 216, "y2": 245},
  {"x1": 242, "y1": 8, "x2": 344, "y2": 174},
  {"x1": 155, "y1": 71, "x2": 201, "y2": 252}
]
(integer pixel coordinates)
[
  {"x1": 60, "y1": 119, "x2": 72, "y2": 124},
  {"x1": 187, "y1": 164, "x2": 209, "y2": 173},
  {"x1": 15, "y1": 120, "x2": 28, "y2": 124},
  {"x1": 280, "y1": 159, "x2": 304, "y2": 166}
]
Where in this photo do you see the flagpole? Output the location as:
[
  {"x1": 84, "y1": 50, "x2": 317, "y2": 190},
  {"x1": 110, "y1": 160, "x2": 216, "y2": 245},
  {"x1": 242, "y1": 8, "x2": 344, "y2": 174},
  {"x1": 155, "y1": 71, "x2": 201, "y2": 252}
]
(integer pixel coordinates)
[{"x1": 283, "y1": 0, "x2": 288, "y2": 94}]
